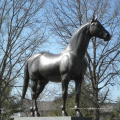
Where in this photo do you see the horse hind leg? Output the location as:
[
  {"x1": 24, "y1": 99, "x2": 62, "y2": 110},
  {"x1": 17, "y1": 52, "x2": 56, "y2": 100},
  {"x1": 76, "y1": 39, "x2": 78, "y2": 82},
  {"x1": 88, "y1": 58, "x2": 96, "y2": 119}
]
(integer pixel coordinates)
[
  {"x1": 30, "y1": 106, "x2": 34, "y2": 117},
  {"x1": 36, "y1": 79, "x2": 48, "y2": 99},
  {"x1": 31, "y1": 79, "x2": 40, "y2": 117}
]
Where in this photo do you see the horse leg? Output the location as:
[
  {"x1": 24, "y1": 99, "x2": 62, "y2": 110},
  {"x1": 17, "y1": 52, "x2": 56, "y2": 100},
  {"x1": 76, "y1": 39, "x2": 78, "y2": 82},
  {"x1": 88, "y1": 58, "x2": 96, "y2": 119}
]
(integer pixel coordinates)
[
  {"x1": 61, "y1": 74, "x2": 69, "y2": 116},
  {"x1": 75, "y1": 77, "x2": 83, "y2": 117},
  {"x1": 36, "y1": 80, "x2": 48, "y2": 99},
  {"x1": 31, "y1": 80, "x2": 40, "y2": 117},
  {"x1": 30, "y1": 106, "x2": 34, "y2": 117}
]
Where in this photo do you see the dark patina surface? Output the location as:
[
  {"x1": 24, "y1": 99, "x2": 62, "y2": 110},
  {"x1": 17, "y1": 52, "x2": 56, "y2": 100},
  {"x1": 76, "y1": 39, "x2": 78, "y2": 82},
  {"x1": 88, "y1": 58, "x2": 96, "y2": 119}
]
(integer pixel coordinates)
[{"x1": 22, "y1": 16, "x2": 111, "y2": 117}]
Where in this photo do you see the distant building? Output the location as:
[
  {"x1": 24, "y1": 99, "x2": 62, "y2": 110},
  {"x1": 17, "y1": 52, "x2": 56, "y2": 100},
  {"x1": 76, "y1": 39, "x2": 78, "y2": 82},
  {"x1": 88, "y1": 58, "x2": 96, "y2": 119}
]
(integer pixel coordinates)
[
  {"x1": 14, "y1": 100, "x2": 120, "y2": 120},
  {"x1": 14, "y1": 100, "x2": 59, "y2": 117}
]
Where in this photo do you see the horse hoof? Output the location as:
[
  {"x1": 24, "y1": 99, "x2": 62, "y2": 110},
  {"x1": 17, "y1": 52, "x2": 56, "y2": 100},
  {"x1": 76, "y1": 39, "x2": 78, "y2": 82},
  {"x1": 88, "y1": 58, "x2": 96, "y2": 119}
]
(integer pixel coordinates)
[
  {"x1": 76, "y1": 111, "x2": 83, "y2": 117},
  {"x1": 34, "y1": 111, "x2": 40, "y2": 117},
  {"x1": 30, "y1": 113, "x2": 34, "y2": 117},
  {"x1": 30, "y1": 107, "x2": 34, "y2": 117},
  {"x1": 62, "y1": 111, "x2": 68, "y2": 116}
]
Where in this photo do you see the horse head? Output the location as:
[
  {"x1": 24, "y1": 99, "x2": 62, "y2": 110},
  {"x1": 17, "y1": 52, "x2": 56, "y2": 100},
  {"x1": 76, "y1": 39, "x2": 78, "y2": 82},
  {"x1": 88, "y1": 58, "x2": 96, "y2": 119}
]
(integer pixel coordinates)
[{"x1": 89, "y1": 16, "x2": 111, "y2": 41}]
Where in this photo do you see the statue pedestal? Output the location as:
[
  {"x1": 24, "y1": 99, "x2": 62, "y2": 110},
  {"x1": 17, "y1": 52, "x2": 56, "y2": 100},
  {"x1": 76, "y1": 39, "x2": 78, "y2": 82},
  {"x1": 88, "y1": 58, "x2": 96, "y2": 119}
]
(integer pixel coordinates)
[{"x1": 14, "y1": 117, "x2": 92, "y2": 120}]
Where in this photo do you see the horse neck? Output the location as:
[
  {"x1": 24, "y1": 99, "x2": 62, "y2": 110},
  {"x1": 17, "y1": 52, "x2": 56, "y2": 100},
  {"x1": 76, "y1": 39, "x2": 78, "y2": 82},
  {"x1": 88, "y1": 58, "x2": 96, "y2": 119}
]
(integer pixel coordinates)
[{"x1": 65, "y1": 23, "x2": 91, "y2": 59}]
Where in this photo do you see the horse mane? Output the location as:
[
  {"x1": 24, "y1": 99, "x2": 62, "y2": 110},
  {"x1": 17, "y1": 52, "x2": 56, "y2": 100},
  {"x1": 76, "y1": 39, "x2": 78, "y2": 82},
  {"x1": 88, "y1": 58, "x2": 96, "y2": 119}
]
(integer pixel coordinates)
[{"x1": 62, "y1": 22, "x2": 90, "y2": 53}]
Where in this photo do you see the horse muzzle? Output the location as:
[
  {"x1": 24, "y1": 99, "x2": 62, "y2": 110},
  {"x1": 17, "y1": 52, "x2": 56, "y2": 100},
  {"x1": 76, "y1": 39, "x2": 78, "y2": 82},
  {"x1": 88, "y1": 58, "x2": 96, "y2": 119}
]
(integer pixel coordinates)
[{"x1": 104, "y1": 32, "x2": 111, "y2": 41}]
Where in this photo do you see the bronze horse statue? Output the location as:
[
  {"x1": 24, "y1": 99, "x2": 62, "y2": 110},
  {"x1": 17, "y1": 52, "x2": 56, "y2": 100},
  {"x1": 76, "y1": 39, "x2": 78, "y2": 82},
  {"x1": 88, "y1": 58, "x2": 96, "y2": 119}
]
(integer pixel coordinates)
[{"x1": 22, "y1": 16, "x2": 111, "y2": 117}]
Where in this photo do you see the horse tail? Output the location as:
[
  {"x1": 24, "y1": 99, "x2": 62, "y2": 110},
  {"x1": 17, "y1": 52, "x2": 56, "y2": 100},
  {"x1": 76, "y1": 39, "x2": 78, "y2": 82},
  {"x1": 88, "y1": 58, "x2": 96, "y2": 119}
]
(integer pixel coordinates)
[{"x1": 22, "y1": 61, "x2": 29, "y2": 99}]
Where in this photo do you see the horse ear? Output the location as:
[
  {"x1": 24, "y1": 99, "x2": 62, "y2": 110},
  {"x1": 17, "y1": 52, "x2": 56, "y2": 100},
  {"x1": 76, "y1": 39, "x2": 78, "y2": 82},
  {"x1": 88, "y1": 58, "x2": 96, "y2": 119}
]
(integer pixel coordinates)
[
  {"x1": 95, "y1": 17, "x2": 97, "y2": 21},
  {"x1": 91, "y1": 15, "x2": 95, "y2": 23}
]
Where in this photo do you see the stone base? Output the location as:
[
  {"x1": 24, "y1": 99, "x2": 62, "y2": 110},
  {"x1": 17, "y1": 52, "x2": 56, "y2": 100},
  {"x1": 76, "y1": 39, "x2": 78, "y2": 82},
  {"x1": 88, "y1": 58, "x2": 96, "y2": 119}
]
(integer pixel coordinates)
[{"x1": 14, "y1": 117, "x2": 92, "y2": 120}]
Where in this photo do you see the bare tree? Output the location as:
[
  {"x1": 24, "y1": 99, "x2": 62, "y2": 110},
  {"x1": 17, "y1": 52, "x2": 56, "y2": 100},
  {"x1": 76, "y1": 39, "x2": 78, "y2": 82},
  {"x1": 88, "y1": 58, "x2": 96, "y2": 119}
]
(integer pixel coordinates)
[
  {"x1": 46, "y1": 0, "x2": 120, "y2": 120},
  {"x1": 0, "y1": 0, "x2": 47, "y2": 119}
]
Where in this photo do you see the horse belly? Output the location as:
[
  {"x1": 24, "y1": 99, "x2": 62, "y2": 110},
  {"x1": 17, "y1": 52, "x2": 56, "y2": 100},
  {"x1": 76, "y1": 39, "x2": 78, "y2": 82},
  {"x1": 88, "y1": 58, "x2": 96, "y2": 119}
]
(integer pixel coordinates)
[
  {"x1": 40, "y1": 68, "x2": 62, "y2": 82},
  {"x1": 39, "y1": 62, "x2": 62, "y2": 82},
  {"x1": 48, "y1": 75, "x2": 61, "y2": 82}
]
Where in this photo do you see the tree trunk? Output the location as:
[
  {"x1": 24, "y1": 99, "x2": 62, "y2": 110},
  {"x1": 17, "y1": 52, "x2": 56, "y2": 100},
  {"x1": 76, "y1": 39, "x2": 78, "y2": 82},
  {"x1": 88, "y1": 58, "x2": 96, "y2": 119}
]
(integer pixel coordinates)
[
  {"x1": 93, "y1": 90, "x2": 100, "y2": 120},
  {"x1": 0, "y1": 73, "x2": 2, "y2": 120},
  {"x1": 0, "y1": 87, "x2": 1, "y2": 120}
]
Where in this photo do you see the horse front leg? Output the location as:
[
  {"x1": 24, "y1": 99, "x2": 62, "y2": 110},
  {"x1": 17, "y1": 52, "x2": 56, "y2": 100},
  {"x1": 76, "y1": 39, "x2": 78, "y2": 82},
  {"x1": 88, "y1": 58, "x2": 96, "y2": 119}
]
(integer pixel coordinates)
[
  {"x1": 75, "y1": 78, "x2": 83, "y2": 117},
  {"x1": 61, "y1": 74, "x2": 69, "y2": 116}
]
